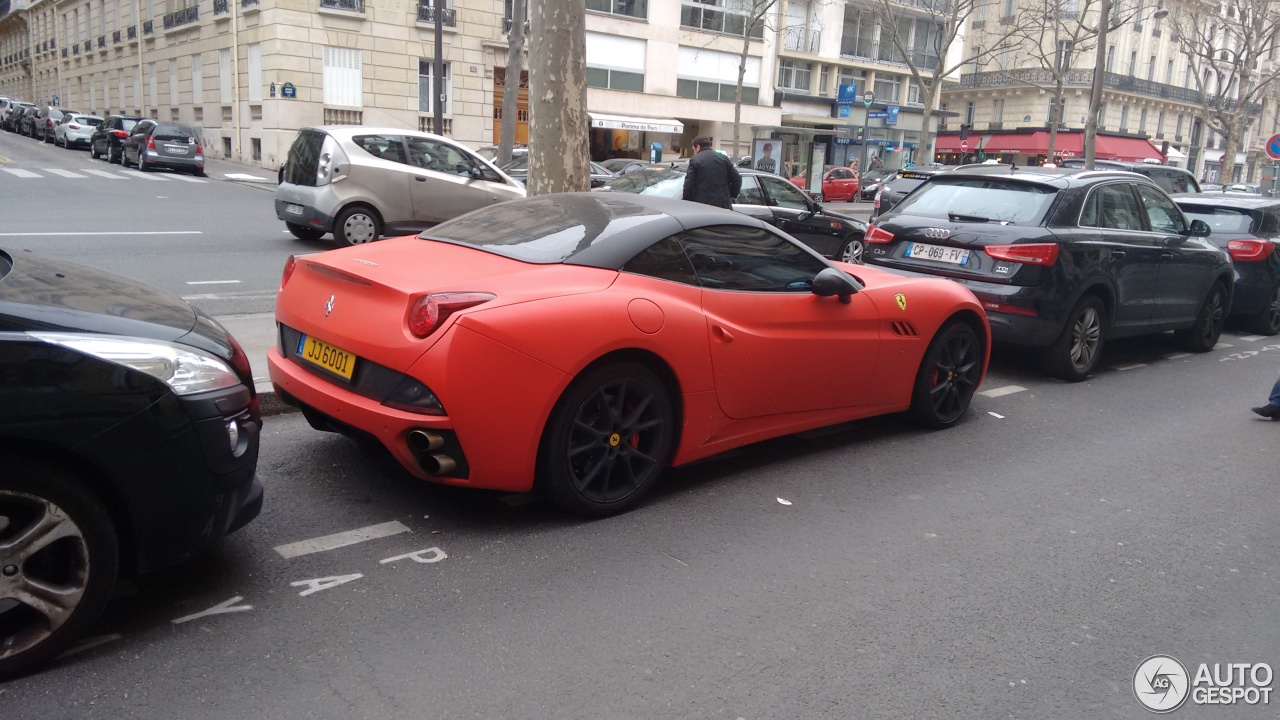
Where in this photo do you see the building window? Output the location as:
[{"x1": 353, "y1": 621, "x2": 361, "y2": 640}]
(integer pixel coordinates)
[
  {"x1": 840, "y1": 5, "x2": 875, "y2": 59},
  {"x1": 1106, "y1": 45, "x2": 1115, "y2": 72},
  {"x1": 777, "y1": 59, "x2": 812, "y2": 92},
  {"x1": 168, "y1": 59, "x2": 178, "y2": 106},
  {"x1": 873, "y1": 74, "x2": 901, "y2": 104},
  {"x1": 1147, "y1": 55, "x2": 1155, "y2": 81},
  {"x1": 1119, "y1": 105, "x2": 1129, "y2": 131},
  {"x1": 1128, "y1": 50, "x2": 1137, "y2": 77},
  {"x1": 1175, "y1": 113, "x2": 1184, "y2": 138},
  {"x1": 1139, "y1": 108, "x2": 1147, "y2": 133},
  {"x1": 782, "y1": 0, "x2": 820, "y2": 53},
  {"x1": 965, "y1": 100, "x2": 975, "y2": 126},
  {"x1": 819, "y1": 65, "x2": 829, "y2": 95},
  {"x1": 676, "y1": 46, "x2": 760, "y2": 104},
  {"x1": 1156, "y1": 110, "x2": 1165, "y2": 137},
  {"x1": 676, "y1": 78, "x2": 758, "y2": 104},
  {"x1": 680, "y1": 0, "x2": 765, "y2": 39},
  {"x1": 418, "y1": 59, "x2": 449, "y2": 114},
  {"x1": 586, "y1": 0, "x2": 646, "y2": 20},
  {"x1": 1001, "y1": 0, "x2": 1014, "y2": 21},
  {"x1": 587, "y1": 67, "x2": 644, "y2": 91},
  {"x1": 324, "y1": 46, "x2": 363, "y2": 107},
  {"x1": 994, "y1": 97, "x2": 1004, "y2": 124},
  {"x1": 939, "y1": 101, "x2": 948, "y2": 130},
  {"x1": 1166, "y1": 59, "x2": 1174, "y2": 84},
  {"x1": 148, "y1": 62, "x2": 157, "y2": 106},
  {"x1": 907, "y1": 82, "x2": 921, "y2": 104},
  {"x1": 248, "y1": 43, "x2": 262, "y2": 102},
  {"x1": 1055, "y1": 40, "x2": 1072, "y2": 71},
  {"x1": 1098, "y1": 102, "x2": 1107, "y2": 128},
  {"x1": 586, "y1": 32, "x2": 645, "y2": 92}
]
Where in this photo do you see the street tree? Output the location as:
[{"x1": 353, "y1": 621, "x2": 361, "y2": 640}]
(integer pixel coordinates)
[
  {"x1": 872, "y1": 0, "x2": 1031, "y2": 165},
  {"x1": 730, "y1": 0, "x2": 783, "y2": 161},
  {"x1": 527, "y1": 0, "x2": 590, "y2": 195},
  {"x1": 497, "y1": 0, "x2": 527, "y2": 167},
  {"x1": 1170, "y1": 0, "x2": 1280, "y2": 183}
]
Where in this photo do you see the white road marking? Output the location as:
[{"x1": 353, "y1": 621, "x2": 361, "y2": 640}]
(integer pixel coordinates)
[
  {"x1": 1163, "y1": 351, "x2": 1193, "y2": 360},
  {"x1": 224, "y1": 172, "x2": 272, "y2": 182},
  {"x1": 80, "y1": 168, "x2": 127, "y2": 179},
  {"x1": 2, "y1": 168, "x2": 41, "y2": 178},
  {"x1": 380, "y1": 547, "x2": 447, "y2": 564},
  {"x1": 988, "y1": 412, "x2": 1005, "y2": 419},
  {"x1": 45, "y1": 168, "x2": 88, "y2": 178},
  {"x1": 122, "y1": 169, "x2": 170, "y2": 181},
  {"x1": 58, "y1": 633, "x2": 123, "y2": 659},
  {"x1": 1111, "y1": 362, "x2": 1148, "y2": 371},
  {"x1": 0, "y1": 230, "x2": 203, "y2": 236},
  {"x1": 291, "y1": 574, "x2": 364, "y2": 597},
  {"x1": 777, "y1": 497, "x2": 793, "y2": 506},
  {"x1": 273, "y1": 520, "x2": 410, "y2": 559},
  {"x1": 978, "y1": 384, "x2": 1026, "y2": 398},
  {"x1": 171, "y1": 595, "x2": 253, "y2": 624},
  {"x1": 1239, "y1": 334, "x2": 1266, "y2": 342},
  {"x1": 169, "y1": 173, "x2": 208, "y2": 183},
  {"x1": 186, "y1": 279, "x2": 242, "y2": 285}
]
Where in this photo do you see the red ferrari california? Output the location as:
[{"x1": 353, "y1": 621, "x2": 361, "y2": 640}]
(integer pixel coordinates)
[{"x1": 269, "y1": 193, "x2": 990, "y2": 516}]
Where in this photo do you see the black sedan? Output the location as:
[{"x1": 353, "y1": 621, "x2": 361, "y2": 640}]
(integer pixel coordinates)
[
  {"x1": 89, "y1": 115, "x2": 142, "y2": 164},
  {"x1": 870, "y1": 167, "x2": 948, "y2": 220},
  {"x1": 599, "y1": 166, "x2": 868, "y2": 263},
  {"x1": 501, "y1": 154, "x2": 615, "y2": 188},
  {"x1": 0, "y1": 248, "x2": 262, "y2": 678},
  {"x1": 1175, "y1": 194, "x2": 1280, "y2": 334}
]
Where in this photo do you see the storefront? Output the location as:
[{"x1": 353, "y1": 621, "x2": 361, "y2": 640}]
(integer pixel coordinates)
[
  {"x1": 934, "y1": 129, "x2": 1164, "y2": 166},
  {"x1": 587, "y1": 112, "x2": 685, "y2": 163}
]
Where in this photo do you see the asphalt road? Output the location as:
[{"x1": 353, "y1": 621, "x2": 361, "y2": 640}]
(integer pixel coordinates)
[{"x1": 3, "y1": 129, "x2": 1280, "y2": 718}]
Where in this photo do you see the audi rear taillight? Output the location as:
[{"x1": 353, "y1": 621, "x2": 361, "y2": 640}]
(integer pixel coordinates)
[
  {"x1": 146, "y1": 136, "x2": 156, "y2": 150},
  {"x1": 113, "y1": 129, "x2": 127, "y2": 138},
  {"x1": 280, "y1": 256, "x2": 297, "y2": 291},
  {"x1": 874, "y1": 186, "x2": 884, "y2": 208},
  {"x1": 407, "y1": 292, "x2": 496, "y2": 339},
  {"x1": 1227, "y1": 239, "x2": 1274, "y2": 262},
  {"x1": 865, "y1": 225, "x2": 895, "y2": 244},
  {"x1": 985, "y1": 243, "x2": 1060, "y2": 266}
]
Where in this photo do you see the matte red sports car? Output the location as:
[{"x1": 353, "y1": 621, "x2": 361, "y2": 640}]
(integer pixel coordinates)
[{"x1": 269, "y1": 194, "x2": 990, "y2": 516}]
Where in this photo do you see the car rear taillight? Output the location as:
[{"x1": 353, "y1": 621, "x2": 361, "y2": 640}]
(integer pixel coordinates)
[
  {"x1": 1226, "y1": 239, "x2": 1275, "y2": 262},
  {"x1": 280, "y1": 256, "x2": 297, "y2": 291},
  {"x1": 113, "y1": 129, "x2": 128, "y2": 138},
  {"x1": 407, "y1": 292, "x2": 496, "y2": 339},
  {"x1": 146, "y1": 136, "x2": 156, "y2": 150},
  {"x1": 982, "y1": 301, "x2": 1039, "y2": 317},
  {"x1": 985, "y1": 243, "x2": 1060, "y2": 266},
  {"x1": 194, "y1": 141, "x2": 203, "y2": 154},
  {"x1": 865, "y1": 225, "x2": 895, "y2": 244},
  {"x1": 68, "y1": 123, "x2": 81, "y2": 129},
  {"x1": 874, "y1": 186, "x2": 884, "y2": 208}
]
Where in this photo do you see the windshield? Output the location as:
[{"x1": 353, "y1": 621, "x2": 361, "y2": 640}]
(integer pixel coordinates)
[
  {"x1": 1179, "y1": 206, "x2": 1257, "y2": 234},
  {"x1": 601, "y1": 168, "x2": 685, "y2": 198},
  {"x1": 892, "y1": 178, "x2": 1057, "y2": 224}
]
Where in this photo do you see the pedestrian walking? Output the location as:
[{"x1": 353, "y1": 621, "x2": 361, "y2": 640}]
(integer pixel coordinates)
[
  {"x1": 682, "y1": 136, "x2": 742, "y2": 209},
  {"x1": 1251, "y1": 375, "x2": 1280, "y2": 420}
]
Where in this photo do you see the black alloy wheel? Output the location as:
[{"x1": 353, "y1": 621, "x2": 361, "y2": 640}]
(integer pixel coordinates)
[
  {"x1": 1252, "y1": 284, "x2": 1280, "y2": 336},
  {"x1": 0, "y1": 465, "x2": 119, "y2": 679},
  {"x1": 1042, "y1": 295, "x2": 1107, "y2": 382},
  {"x1": 1176, "y1": 283, "x2": 1227, "y2": 352},
  {"x1": 909, "y1": 322, "x2": 982, "y2": 429},
  {"x1": 90, "y1": 141, "x2": 100, "y2": 159},
  {"x1": 540, "y1": 362, "x2": 674, "y2": 517}
]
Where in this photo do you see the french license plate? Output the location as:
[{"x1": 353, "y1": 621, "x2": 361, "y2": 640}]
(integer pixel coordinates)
[
  {"x1": 168, "y1": 146, "x2": 189, "y2": 154},
  {"x1": 297, "y1": 334, "x2": 356, "y2": 381},
  {"x1": 286, "y1": 203, "x2": 304, "y2": 215},
  {"x1": 906, "y1": 242, "x2": 970, "y2": 266}
]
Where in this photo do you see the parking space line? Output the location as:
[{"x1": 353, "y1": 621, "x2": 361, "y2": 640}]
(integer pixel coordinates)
[
  {"x1": 978, "y1": 384, "x2": 1026, "y2": 398},
  {"x1": 186, "y1": 280, "x2": 241, "y2": 285},
  {"x1": 1238, "y1": 335, "x2": 1266, "y2": 342},
  {"x1": 80, "y1": 168, "x2": 127, "y2": 179},
  {"x1": 45, "y1": 169, "x2": 88, "y2": 178},
  {"x1": 122, "y1": 169, "x2": 171, "y2": 181},
  {"x1": 1111, "y1": 362, "x2": 1148, "y2": 371},
  {"x1": 2, "y1": 168, "x2": 41, "y2": 178},
  {"x1": 0, "y1": 230, "x2": 202, "y2": 236},
  {"x1": 1163, "y1": 351, "x2": 1193, "y2": 360},
  {"x1": 169, "y1": 174, "x2": 208, "y2": 183},
  {"x1": 273, "y1": 520, "x2": 411, "y2": 559}
]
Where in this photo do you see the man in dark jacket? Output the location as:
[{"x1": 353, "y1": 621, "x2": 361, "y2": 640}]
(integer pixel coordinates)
[{"x1": 682, "y1": 136, "x2": 742, "y2": 209}]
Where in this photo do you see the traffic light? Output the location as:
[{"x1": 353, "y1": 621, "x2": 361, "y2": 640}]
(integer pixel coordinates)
[{"x1": 959, "y1": 123, "x2": 971, "y2": 141}]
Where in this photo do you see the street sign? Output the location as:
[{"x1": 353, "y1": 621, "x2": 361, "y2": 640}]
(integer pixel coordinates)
[
  {"x1": 961, "y1": 140, "x2": 969, "y2": 151},
  {"x1": 863, "y1": 91, "x2": 874, "y2": 108},
  {"x1": 1267, "y1": 133, "x2": 1280, "y2": 160},
  {"x1": 282, "y1": 82, "x2": 297, "y2": 99},
  {"x1": 886, "y1": 105, "x2": 900, "y2": 126},
  {"x1": 837, "y1": 83, "x2": 858, "y2": 103},
  {"x1": 868, "y1": 111, "x2": 888, "y2": 119},
  {"x1": 838, "y1": 104, "x2": 852, "y2": 118}
]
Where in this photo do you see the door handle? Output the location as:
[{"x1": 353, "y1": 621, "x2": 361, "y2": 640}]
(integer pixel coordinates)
[
  {"x1": 1161, "y1": 252, "x2": 1175, "y2": 260},
  {"x1": 416, "y1": 176, "x2": 427, "y2": 182},
  {"x1": 712, "y1": 325, "x2": 734, "y2": 343},
  {"x1": 1110, "y1": 251, "x2": 1126, "y2": 260}
]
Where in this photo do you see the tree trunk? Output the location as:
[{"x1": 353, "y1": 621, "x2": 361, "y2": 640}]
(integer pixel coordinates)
[
  {"x1": 497, "y1": 0, "x2": 526, "y2": 167},
  {"x1": 733, "y1": 27, "x2": 751, "y2": 161},
  {"x1": 1046, "y1": 78, "x2": 1063, "y2": 161},
  {"x1": 527, "y1": 0, "x2": 589, "y2": 196},
  {"x1": 1220, "y1": 114, "x2": 1241, "y2": 184},
  {"x1": 1084, "y1": 0, "x2": 1110, "y2": 170},
  {"x1": 919, "y1": 81, "x2": 938, "y2": 165}
]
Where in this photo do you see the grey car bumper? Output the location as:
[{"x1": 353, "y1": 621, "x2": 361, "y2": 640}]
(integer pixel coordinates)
[{"x1": 275, "y1": 198, "x2": 334, "y2": 232}]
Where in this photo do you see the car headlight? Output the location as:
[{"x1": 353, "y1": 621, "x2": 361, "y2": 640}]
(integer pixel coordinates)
[{"x1": 30, "y1": 332, "x2": 242, "y2": 395}]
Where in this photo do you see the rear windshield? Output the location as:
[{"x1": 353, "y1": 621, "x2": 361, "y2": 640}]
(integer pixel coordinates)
[
  {"x1": 153, "y1": 124, "x2": 195, "y2": 141},
  {"x1": 75, "y1": 116, "x2": 103, "y2": 126},
  {"x1": 601, "y1": 168, "x2": 685, "y2": 198},
  {"x1": 1179, "y1": 206, "x2": 1258, "y2": 235},
  {"x1": 423, "y1": 195, "x2": 664, "y2": 264},
  {"x1": 892, "y1": 178, "x2": 1058, "y2": 225},
  {"x1": 285, "y1": 130, "x2": 326, "y2": 187},
  {"x1": 121, "y1": 119, "x2": 138, "y2": 131}
]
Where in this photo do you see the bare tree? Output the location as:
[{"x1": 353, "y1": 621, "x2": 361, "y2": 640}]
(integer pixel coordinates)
[
  {"x1": 497, "y1": 0, "x2": 527, "y2": 167},
  {"x1": 1171, "y1": 0, "x2": 1280, "y2": 182},
  {"x1": 527, "y1": 0, "x2": 590, "y2": 195},
  {"x1": 873, "y1": 0, "x2": 1031, "y2": 164},
  {"x1": 732, "y1": 0, "x2": 783, "y2": 161}
]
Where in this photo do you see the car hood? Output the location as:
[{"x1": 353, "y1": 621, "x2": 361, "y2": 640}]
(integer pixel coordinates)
[{"x1": 0, "y1": 248, "x2": 197, "y2": 343}]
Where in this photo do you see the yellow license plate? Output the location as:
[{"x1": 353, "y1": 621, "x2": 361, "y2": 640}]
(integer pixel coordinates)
[{"x1": 297, "y1": 335, "x2": 357, "y2": 381}]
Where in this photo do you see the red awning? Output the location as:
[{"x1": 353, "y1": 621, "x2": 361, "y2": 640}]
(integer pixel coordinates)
[
  {"x1": 982, "y1": 131, "x2": 1049, "y2": 154},
  {"x1": 935, "y1": 134, "x2": 969, "y2": 152},
  {"x1": 1095, "y1": 135, "x2": 1163, "y2": 162}
]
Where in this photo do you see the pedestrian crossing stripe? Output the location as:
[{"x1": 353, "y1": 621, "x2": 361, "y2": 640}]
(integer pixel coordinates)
[{"x1": 0, "y1": 167, "x2": 207, "y2": 183}]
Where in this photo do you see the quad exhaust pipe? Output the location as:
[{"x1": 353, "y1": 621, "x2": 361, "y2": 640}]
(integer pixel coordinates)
[{"x1": 407, "y1": 429, "x2": 456, "y2": 475}]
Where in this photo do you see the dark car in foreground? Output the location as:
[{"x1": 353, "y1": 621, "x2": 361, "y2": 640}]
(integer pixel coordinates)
[
  {"x1": 0, "y1": 248, "x2": 263, "y2": 678},
  {"x1": 1059, "y1": 159, "x2": 1200, "y2": 194},
  {"x1": 1174, "y1": 194, "x2": 1280, "y2": 334},
  {"x1": 120, "y1": 120, "x2": 206, "y2": 176},
  {"x1": 599, "y1": 166, "x2": 868, "y2": 263},
  {"x1": 864, "y1": 167, "x2": 1233, "y2": 380},
  {"x1": 89, "y1": 115, "x2": 142, "y2": 164}
]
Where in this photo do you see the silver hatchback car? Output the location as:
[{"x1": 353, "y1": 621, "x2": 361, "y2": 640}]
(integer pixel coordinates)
[{"x1": 275, "y1": 127, "x2": 525, "y2": 245}]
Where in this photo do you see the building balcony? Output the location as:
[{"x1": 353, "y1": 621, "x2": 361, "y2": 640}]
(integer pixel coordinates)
[
  {"x1": 163, "y1": 5, "x2": 199, "y2": 28},
  {"x1": 127, "y1": 24, "x2": 136, "y2": 39},
  {"x1": 143, "y1": 20, "x2": 154, "y2": 34},
  {"x1": 97, "y1": 35, "x2": 106, "y2": 48},
  {"x1": 417, "y1": 4, "x2": 456, "y2": 25},
  {"x1": 214, "y1": 0, "x2": 229, "y2": 14},
  {"x1": 242, "y1": 0, "x2": 260, "y2": 7},
  {"x1": 112, "y1": 30, "x2": 121, "y2": 43},
  {"x1": 958, "y1": 67, "x2": 1206, "y2": 104},
  {"x1": 320, "y1": 0, "x2": 364, "y2": 12}
]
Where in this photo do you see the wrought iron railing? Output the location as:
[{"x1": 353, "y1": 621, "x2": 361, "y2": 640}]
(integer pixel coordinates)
[
  {"x1": 163, "y1": 6, "x2": 199, "y2": 29},
  {"x1": 127, "y1": 24, "x2": 136, "y2": 39},
  {"x1": 417, "y1": 4, "x2": 456, "y2": 25},
  {"x1": 112, "y1": 30, "x2": 121, "y2": 43},
  {"x1": 242, "y1": 0, "x2": 260, "y2": 7},
  {"x1": 62, "y1": 48, "x2": 68, "y2": 57},
  {"x1": 320, "y1": 0, "x2": 364, "y2": 11},
  {"x1": 214, "y1": 0, "x2": 228, "y2": 14},
  {"x1": 143, "y1": 20, "x2": 154, "y2": 34},
  {"x1": 98, "y1": 35, "x2": 106, "y2": 48}
]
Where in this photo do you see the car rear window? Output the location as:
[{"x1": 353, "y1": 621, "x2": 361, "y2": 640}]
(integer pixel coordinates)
[
  {"x1": 75, "y1": 116, "x2": 103, "y2": 126},
  {"x1": 892, "y1": 178, "x2": 1058, "y2": 224},
  {"x1": 121, "y1": 119, "x2": 138, "y2": 131},
  {"x1": 423, "y1": 195, "x2": 664, "y2": 264},
  {"x1": 153, "y1": 124, "x2": 195, "y2": 141},
  {"x1": 1179, "y1": 206, "x2": 1258, "y2": 234},
  {"x1": 353, "y1": 134, "x2": 407, "y2": 164},
  {"x1": 285, "y1": 130, "x2": 326, "y2": 187}
]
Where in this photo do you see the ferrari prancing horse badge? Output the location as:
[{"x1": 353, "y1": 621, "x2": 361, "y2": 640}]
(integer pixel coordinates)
[{"x1": 895, "y1": 293, "x2": 907, "y2": 311}]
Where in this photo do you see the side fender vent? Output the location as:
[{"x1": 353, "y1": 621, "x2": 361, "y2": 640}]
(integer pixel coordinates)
[{"x1": 889, "y1": 320, "x2": 918, "y2": 337}]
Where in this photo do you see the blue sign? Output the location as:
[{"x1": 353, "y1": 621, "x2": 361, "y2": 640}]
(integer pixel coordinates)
[
  {"x1": 1267, "y1": 133, "x2": 1280, "y2": 161},
  {"x1": 838, "y1": 104, "x2": 852, "y2": 118},
  {"x1": 886, "y1": 105, "x2": 900, "y2": 126},
  {"x1": 868, "y1": 111, "x2": 888, "y2": 119},
  {"x1": 833, "y1": 137, "x2": 854, "y2": 145},
  {"x1": 281, "y1": 82, "x2": 297, "y2": 99},
  {"x1": 837, "y1": 83, "x2": 858, "y2": 104}
]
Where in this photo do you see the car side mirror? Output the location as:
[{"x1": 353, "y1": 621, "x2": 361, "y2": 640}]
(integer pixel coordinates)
[
  {"x1": 469, "y1": 165, "x2": 483, "y2": 180},
  {"x1": 811, "y1": 267, "x2": 860, "y2": 304},
  {"x1": 1186, "y1": 218, "x2": 1212, "y2": 237},
  {"x1": 796, "y1": 210, "x2": 814, "y2": 222}
]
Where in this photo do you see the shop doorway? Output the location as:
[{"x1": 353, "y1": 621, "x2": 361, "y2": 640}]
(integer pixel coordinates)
[{"x1": 493, "y1": 68, "x2": 529, "y2": 146}]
